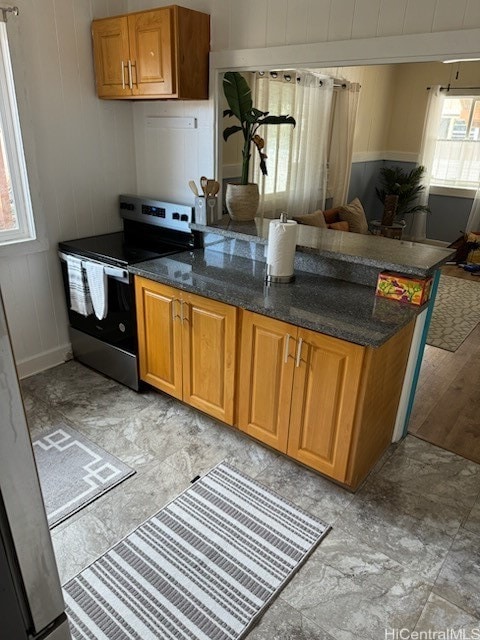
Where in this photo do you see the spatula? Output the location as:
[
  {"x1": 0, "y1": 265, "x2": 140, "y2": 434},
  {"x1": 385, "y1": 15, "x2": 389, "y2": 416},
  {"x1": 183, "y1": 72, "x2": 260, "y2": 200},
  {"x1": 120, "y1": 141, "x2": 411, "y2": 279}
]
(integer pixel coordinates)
[{"x1": 188, "y1": 180, "x2": 199, "y2": 196}]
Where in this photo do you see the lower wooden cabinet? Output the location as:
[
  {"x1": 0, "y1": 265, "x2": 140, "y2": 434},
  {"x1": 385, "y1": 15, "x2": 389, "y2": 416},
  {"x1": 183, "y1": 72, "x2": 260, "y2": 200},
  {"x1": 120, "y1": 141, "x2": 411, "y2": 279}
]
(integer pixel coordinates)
[
  {"x1": 238, "y1": 312, "x2": 364, "y2": 482},
  {"x1": 238, "y1": 310, "x2": 414, "y2": 487},
  {"x1": 136, "y1": 278, "x2": 414, "y2": 489},
  {"x1": 237, "y1": 314, "x2": 295, "y2": 453},
  {"x1": 135, "y1": 277, "x2": 236, "y2": 424}
]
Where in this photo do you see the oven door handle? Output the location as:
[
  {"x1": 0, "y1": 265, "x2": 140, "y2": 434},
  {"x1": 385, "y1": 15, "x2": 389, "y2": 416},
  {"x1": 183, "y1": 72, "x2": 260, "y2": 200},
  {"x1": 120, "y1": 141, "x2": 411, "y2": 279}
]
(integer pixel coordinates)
[{"x1": 58, "y1": 252, "x2": 129, "y2": 283}]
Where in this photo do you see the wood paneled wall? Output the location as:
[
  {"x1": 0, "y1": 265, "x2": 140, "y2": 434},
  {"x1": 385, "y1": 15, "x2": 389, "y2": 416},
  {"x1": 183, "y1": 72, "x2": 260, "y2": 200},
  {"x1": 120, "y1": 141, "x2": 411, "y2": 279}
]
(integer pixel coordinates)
[
  {"x1": 2, "y1": 0, "x2": 479, "y2": 376},
  {"x1": 0, "y1": 0, "x2": 136, "y2": 377}
]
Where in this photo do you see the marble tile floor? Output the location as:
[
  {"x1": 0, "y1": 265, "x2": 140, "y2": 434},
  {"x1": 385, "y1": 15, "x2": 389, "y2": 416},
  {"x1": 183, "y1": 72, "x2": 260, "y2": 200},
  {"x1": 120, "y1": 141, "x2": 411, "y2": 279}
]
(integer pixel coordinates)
[{"x1": 22, "y1": 360, "x2": 480, "y2": 640}]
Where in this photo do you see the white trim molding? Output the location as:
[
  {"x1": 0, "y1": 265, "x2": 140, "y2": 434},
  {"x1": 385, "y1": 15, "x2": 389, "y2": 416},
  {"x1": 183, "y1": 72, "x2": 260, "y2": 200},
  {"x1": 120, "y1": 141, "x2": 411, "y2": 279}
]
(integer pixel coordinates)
[
  {"x1": 211, "y1": 28, "x2": 480, "y2": 71},
  {"x1": 16, "y1": 342, "x2": 72, "y2": 380},
  {"x1": 430, "y1": 185, "x2": 476, "y2": 199},
  {"x1": 351, "y1": 151, "x2": 420, "y2": 164}
]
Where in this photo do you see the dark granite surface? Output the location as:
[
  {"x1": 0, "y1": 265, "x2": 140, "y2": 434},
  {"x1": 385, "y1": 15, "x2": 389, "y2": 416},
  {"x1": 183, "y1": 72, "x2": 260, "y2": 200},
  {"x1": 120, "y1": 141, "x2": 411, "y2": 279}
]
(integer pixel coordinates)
[
  {"x1": 191, "y1": 216, "x2": 454, "y2": 277},
  {"x1": 130, "y1": 248, "x2": 423, "y2": 347}
]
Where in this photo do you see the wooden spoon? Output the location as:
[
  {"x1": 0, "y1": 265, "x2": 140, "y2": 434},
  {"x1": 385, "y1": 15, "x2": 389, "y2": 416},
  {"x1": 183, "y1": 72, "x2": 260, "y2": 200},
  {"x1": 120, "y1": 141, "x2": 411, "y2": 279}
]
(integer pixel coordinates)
[
  {"x1": 200, "y1": 176, "x2": 208, "y2": 197},
  {"x1": 206, "y1": 179, "x2": 216, "y2": 196},
  {"x1": 188, "y1": 180, "x2": 199, "y2": 196}
]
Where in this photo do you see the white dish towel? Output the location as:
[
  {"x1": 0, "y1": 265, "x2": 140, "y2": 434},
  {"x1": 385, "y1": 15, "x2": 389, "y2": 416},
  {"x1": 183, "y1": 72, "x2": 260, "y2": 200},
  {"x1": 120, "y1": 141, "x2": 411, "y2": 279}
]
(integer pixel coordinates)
[
  {"x1": 84, "y1": 261, "x2": 108, "y2": 320},
  {"x1": 65, "y1": 255, "x2": 93, "y2": 317}
]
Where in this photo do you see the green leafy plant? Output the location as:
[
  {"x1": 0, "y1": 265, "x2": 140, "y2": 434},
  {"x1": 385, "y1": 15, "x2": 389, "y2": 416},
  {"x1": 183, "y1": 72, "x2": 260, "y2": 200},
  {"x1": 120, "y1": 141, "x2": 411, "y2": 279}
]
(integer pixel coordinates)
[
  {"x1": 223, "y1": 71, "x2": 296, "y2": 185},
  {"x1": 375, "y1": 165, "x2": 431, "y2": 218}
]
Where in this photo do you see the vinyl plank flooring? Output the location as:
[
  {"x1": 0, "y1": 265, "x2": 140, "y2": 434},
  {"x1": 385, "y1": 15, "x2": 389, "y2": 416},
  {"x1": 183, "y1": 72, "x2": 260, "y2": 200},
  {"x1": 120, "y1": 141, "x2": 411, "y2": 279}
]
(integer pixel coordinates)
[{"x1": 410, "y1": 320, "x2": 480, "y2": 464}]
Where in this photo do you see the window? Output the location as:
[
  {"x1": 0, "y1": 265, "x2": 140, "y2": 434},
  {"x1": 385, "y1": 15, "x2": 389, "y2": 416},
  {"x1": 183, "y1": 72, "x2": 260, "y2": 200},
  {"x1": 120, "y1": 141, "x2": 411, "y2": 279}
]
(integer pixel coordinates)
[
  {"x1": 0, "y1": 20, "x2": 35, "y2": 245},
  {"x1": 431, "y1": 95, "x2": 480, "y2": 190}
]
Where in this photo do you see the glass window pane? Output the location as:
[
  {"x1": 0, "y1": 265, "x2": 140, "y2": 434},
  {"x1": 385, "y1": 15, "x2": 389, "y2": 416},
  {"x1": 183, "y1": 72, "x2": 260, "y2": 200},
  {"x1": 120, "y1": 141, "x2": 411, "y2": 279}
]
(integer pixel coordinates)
[
  {"x1": 432, "y1": 96, "x2": 480, "y2": 188},
  {"x1": 0, "y1": 126, "x2": 17, "y2": 232}
]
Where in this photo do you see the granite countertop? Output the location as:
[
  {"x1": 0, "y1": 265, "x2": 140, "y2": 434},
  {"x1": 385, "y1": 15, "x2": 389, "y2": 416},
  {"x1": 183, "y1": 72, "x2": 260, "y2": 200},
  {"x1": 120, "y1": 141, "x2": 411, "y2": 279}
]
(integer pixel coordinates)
[
  {"x1": 191, "y1": 216, "x2": 454, "y2": 277},
  {"x1": 130, "y1": 248, "x2": 424, "y2": 348}
]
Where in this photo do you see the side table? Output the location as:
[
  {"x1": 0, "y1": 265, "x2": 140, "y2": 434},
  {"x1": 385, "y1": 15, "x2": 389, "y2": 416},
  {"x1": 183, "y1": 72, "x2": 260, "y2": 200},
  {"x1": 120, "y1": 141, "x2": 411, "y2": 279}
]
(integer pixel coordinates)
[{"x1": 369, "y1": 220, "x2": 406, "y2": 240}]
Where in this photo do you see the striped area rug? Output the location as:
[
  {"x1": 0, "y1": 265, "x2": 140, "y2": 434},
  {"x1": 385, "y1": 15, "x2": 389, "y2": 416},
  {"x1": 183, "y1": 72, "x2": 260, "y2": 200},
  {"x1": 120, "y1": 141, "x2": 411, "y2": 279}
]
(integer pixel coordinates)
[{"x1": 64, "y1": 461, "x2": 330, "y2": 639}]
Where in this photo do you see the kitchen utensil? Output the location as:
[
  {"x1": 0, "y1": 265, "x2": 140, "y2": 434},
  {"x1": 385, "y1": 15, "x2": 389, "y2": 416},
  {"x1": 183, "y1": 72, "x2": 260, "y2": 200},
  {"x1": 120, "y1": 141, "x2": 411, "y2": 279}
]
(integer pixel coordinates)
[
  {"x1": 200, "y1": 176, "x2": 208, "y2": 197},
  {"x1": 206, "y1": 179, "x2": 216, "y2": 196},
  {"x1": 211, "y1": 181, "x2": 220, "y2": 196},
  {"x1": 188, "y1": 180, "x2": 199, "y2": 196},
  {"x1": 207, "y1": 197, "x2": 217, "y2": 223}
]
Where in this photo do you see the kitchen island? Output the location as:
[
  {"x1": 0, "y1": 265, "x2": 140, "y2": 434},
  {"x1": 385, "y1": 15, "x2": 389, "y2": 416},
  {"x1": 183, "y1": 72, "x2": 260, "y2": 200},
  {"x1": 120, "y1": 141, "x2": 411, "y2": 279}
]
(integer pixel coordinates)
[{"x1": 129, "y1": 230, "x2": 453, "y2": 490}]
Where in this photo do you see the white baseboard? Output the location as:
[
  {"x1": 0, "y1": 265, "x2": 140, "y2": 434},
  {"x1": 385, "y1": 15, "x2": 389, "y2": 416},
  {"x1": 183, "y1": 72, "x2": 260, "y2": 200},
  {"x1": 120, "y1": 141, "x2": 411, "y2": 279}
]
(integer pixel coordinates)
[{"x1": 16, "y1": 343, "x2": 72, "y2": 380}]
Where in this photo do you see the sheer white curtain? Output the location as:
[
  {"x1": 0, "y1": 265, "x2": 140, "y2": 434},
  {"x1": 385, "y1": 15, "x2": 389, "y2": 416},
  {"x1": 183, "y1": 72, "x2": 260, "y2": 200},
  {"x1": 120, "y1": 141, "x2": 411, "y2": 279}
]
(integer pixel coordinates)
[
  {"x1": 328, "y1": 83, "x2": 360, "y2": 206},
  {"x1": 252, "y1": 72, "x2": 333, "y2": 218},
  {"x1": 411, "y1": 86, "x2": 445, "y2": 240},
  {"x1": 466, "y1": 187, "x2": 480, "y2": 232}
]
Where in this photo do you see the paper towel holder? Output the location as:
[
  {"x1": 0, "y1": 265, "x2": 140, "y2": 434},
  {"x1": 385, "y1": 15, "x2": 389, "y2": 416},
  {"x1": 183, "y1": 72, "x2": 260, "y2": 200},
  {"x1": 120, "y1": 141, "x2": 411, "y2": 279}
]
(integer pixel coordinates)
[
  {"x1": 265, "y1": 265, "x2": 295, "y2": 284},
  {"x1": 265, "y1": 211, "x2": 296, "y2": 284}
]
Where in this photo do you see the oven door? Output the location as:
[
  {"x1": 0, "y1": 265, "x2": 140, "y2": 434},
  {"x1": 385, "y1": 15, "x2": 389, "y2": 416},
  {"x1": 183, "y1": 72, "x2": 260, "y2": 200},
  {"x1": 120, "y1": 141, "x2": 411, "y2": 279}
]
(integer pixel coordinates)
[{"x1": 60, "y1": 256, "x2": 136, "y2": 355}]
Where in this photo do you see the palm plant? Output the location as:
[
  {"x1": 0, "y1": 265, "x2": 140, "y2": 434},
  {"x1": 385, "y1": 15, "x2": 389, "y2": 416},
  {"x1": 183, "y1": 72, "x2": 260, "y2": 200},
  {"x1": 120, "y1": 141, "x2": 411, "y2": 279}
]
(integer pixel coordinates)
[
  {"x1": 223, "y1": 71, "x2": 296, "y2": 185},
  {"x1": 375, "y1": 165, "x2": 431, "y2": 218}
]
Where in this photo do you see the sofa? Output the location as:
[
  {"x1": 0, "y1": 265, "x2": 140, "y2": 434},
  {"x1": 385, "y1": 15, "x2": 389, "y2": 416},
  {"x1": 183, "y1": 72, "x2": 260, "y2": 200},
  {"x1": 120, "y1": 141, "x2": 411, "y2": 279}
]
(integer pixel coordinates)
[{"x1": 292, "y1": 197, "x2": 369, "y2": 234}]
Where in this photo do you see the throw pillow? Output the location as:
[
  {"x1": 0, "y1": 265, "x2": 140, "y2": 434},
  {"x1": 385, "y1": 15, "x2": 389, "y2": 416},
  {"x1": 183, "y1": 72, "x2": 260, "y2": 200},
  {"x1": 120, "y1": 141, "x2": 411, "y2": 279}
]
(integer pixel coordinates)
[
  {"x1": 328, "y1": 221, "x2": 349, "y2": 231},
  {"x1": 323, "y1": 207, "x2": 342, "y2": 224},
  {"x1": 338, "y1": 198, "x2": 369, "y2": 234},
  {"x1": 292, "y1": 210, "x2": 328, "y2": 228}
]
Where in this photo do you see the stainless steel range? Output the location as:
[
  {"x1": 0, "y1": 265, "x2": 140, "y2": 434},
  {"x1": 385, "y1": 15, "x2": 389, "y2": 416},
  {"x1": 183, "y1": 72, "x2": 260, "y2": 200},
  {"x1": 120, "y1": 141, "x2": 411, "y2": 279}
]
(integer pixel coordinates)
[{"x1": 59, "y1": 195, "x2": 198, "y2": 391}]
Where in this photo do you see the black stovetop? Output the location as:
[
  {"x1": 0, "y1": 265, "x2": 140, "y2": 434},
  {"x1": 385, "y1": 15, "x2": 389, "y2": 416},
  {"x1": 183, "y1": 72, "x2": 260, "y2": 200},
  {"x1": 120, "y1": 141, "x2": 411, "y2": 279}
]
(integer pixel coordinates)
[{"x1": 59, "y1": 230, "x2": 189, "y2": 268}]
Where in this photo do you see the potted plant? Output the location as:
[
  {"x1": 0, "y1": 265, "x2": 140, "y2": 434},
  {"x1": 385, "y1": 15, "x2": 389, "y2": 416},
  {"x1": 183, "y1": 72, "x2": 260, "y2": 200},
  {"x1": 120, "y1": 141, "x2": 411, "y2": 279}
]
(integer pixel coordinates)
[
  {"x1": 375, "y1": 165, "x2": 431, "y2": 228},
  {"x1": 223, "y1": 71, "x2": 296, "y2": 221}
]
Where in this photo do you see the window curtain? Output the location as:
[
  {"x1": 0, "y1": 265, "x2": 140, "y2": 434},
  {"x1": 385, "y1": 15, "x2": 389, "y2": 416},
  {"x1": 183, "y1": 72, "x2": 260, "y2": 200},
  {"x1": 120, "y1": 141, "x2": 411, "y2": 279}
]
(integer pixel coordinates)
[
  {"x1": 251, "y1": 72, "x2": 333, "y2": 218},
  {"x1": 411, "y1": 85, "x2": 445, "y2": 240},
  {"x1": 328, "y1": 83, "x2": 360, "y2": 206},
  {"x1": 466, "y1": 186, "x2": 480, "y2": 232}
]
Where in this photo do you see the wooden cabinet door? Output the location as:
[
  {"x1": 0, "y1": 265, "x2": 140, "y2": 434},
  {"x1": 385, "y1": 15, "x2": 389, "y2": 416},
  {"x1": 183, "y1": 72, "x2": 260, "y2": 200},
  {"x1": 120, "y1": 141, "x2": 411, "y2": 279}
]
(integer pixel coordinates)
[
  {"x1": 128, "y1": 8, "x2": 175, "y2": 97},
  {"x1": 92, "y1": 17, "x2": 131, "y2": 98},
  {"x1": 287, "y1": 329, "x2": 365, "y2": 482},
  {"x1": 135, "y1": 277, "x2": 182, "y2": 400},
  {"x1": 182, "y1": 293, "x2": 237, "y2": 425},
  {"x1": 237, "y1": 312, "x2": 296, "y2": 453}
]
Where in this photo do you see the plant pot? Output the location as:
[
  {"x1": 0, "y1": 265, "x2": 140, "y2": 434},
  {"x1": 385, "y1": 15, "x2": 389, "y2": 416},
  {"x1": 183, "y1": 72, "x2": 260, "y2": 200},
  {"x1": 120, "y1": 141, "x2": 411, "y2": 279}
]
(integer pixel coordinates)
[
  {"x1": 381, "y1": 194, "x2": 399, "y2": 226},
  {"x1": 225, "y1": 183, "x2": 259, "y2": 221}
]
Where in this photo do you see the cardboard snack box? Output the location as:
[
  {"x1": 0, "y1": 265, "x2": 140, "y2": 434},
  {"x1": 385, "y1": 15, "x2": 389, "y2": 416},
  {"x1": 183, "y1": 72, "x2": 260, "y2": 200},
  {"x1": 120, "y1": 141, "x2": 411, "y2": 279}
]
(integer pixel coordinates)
[{"x1": 375, "y1": 271, "x2": 433, "y2": 306}]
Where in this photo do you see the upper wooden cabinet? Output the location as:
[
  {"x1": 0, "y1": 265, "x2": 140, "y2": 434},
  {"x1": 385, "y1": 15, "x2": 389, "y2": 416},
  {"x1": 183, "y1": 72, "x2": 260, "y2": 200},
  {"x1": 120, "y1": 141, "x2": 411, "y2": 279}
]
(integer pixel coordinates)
[
  {"x1": 92, "y1": 6, "x2": 210, "y2": 99},
  {"x1": 135, "y1": 277, "x2": 237, "y2": 424}
]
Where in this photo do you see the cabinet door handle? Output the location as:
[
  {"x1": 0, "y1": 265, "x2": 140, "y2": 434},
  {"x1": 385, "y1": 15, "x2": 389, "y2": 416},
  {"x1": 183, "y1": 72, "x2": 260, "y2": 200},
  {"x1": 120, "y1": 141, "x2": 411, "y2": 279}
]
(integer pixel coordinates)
[
  {"x1": 284, "y1": 333, "x2": 291, "y2": 364},
  {"x1": 295, "y1": 338, "x2": 303, "y2": 368},
  {"x1": 172, "y1": 299, "x2": 181, "y2": 321},
  {"x1": 180, "y1": 300, "x2": 189, "y2": 323},
  {"x1": 128, "y1": 59, "x2": 133, "y2": 89},
  {"x1": 121, "y1": 61, "x2": 125, "y2": 90}
]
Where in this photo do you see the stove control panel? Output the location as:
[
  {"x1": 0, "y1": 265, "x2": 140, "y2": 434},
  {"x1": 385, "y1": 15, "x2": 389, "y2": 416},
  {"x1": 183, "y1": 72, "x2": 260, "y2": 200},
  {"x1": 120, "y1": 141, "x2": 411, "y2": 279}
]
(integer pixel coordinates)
[{"x1": 119, "y1": 195, "x2": 193, "y2": 233}]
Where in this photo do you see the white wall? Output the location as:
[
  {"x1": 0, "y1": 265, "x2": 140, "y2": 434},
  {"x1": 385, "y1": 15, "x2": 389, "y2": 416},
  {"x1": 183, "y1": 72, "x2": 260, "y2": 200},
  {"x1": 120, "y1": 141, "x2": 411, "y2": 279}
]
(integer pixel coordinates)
[
  {"x1": 3, "y1": 0, "x2": 480, "y2": 375},
  {"x1": 130, "y1": 0, "x2": 480, "y2": 206},
  {"x1": 0, "y1": 0, "x2": 136, "y2": 377}
]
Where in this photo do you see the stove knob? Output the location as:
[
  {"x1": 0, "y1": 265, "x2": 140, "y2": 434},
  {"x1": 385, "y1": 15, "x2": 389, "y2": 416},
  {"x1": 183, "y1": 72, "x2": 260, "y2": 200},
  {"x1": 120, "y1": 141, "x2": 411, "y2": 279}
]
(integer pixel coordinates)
[{"x1": 119, "y1": 323, "x2": 126, "y2": 333}]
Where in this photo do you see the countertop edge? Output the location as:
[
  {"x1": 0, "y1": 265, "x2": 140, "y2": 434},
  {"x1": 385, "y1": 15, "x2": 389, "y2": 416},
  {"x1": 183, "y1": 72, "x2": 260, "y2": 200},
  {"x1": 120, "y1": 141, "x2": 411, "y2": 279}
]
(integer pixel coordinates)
[
  {"x1": 129, "y1": 262, "x2": 424, "y2": 348},
  {"x1": 191, "y1": 222, "x2": 454, "y2": 277}
]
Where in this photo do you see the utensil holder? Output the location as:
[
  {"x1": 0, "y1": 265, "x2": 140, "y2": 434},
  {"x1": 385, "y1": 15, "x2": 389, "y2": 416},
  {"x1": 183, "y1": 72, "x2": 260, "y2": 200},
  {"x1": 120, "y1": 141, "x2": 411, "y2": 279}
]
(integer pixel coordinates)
[{"x1": 195, "y1": 196, "x2": 218, "y2": 225}]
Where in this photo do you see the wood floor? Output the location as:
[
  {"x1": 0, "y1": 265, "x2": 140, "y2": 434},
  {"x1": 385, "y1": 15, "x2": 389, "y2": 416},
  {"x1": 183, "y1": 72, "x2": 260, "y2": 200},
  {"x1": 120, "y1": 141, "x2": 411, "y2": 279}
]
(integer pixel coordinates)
[{"x1": 408, "y1": 266, "x2": 480, "y2": 464}]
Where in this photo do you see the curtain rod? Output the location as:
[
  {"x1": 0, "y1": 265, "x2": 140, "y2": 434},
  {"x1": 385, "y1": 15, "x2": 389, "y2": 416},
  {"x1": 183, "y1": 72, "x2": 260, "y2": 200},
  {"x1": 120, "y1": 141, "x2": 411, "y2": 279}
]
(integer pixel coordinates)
[
  {"x1": 0, "y1": 5, "x2": 18, "y2": 22},
  {"x1": 257, "y1": 70, "x2": 349, "y2": 88},
  {"x1": 427, "y1": 85, "x2": 480, "y2": 91}
]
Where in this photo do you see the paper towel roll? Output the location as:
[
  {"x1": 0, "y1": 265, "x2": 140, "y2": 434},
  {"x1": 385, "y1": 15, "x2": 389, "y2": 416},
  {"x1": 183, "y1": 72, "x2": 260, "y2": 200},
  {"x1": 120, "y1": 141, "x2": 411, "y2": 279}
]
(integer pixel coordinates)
[{"x1": 266, "y1": 219, "x2": 297, "y2": 278}]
